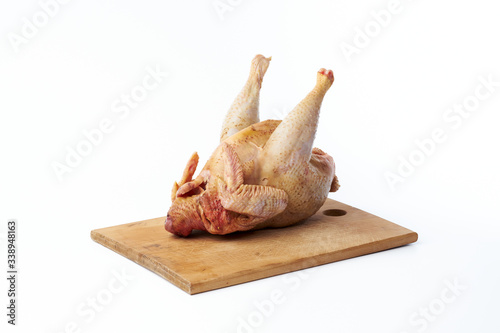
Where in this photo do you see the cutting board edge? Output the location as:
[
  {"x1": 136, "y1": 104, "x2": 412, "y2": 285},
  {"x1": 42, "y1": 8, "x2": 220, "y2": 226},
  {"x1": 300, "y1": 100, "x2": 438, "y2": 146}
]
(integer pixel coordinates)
[
  {"x1": 90, "y1": 229, "x2": 194, "y2": 294},
  {"x1": 188, "y1": 230, "x2": 418, "y2": 295}
]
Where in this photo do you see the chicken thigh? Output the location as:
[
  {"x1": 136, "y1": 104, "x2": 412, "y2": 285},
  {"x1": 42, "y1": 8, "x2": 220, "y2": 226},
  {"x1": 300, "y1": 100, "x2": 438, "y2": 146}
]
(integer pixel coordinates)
[{"x1": 165, "y1": 55, "x2": 339, "y2": 236}]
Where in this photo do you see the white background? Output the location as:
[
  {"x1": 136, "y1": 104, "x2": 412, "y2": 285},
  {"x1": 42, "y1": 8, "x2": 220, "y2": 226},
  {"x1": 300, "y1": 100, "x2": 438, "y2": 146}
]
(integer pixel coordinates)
[{"x1": 1, "y1": 0, "x2": 499, "y2": 332}]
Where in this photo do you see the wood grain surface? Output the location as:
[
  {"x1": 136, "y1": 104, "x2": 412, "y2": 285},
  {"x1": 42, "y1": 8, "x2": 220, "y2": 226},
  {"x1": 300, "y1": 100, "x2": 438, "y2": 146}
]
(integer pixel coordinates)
[{"x1": 91, "y1": 199, "x2": 418, "y2": 294}]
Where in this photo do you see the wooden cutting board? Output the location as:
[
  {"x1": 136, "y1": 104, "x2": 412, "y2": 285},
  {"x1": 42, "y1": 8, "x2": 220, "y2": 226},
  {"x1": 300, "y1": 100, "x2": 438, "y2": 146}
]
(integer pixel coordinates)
[{"x1": 91, "y1": 199, "x2": 417, "y2": 295}]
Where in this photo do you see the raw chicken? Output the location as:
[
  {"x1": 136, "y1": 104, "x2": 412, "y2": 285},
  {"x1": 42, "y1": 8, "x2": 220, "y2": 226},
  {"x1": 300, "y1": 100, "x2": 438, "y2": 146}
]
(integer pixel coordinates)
[{"x1": 165, "y1": 55, "x2": 339, "y2": 236}]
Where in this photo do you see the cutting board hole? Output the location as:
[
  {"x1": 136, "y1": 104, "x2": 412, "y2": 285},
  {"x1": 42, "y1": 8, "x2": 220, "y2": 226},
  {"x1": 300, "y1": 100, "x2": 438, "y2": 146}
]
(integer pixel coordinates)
[{"x1": 323, "y1": 209, "x2": 347, "y2": 217}]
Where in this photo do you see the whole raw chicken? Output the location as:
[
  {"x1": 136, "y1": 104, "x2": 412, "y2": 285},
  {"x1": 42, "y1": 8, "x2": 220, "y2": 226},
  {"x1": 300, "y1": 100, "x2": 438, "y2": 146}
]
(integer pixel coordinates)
[{"x1": 165, "y1": 55, "x2": 339, "y2": 236}]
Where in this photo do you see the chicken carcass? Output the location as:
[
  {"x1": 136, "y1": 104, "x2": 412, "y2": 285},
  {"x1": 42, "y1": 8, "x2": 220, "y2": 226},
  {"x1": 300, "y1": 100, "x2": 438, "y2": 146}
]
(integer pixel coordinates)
[{"x1": 165, "y1": 55, "x2": 339, "y2": 236}]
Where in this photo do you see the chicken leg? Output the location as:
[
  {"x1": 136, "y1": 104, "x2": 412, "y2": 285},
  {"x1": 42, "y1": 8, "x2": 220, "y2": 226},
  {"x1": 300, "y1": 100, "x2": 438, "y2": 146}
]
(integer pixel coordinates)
[
  {"x1": 260, "y1": 69, "x2": 334, "y2": 175},
  {"x1": 220, "y1": 55, "x2": 271, "y2": 142}
]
